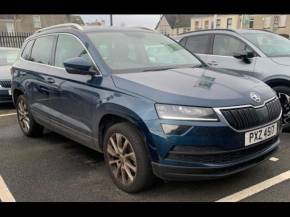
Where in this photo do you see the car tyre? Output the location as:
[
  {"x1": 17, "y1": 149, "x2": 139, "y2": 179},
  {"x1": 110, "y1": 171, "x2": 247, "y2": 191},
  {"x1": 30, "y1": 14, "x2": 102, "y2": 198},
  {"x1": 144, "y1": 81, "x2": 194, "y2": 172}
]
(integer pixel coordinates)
[
  {"x1": 16, "y1": 95, "x2": 44, "y2": 137},
  {"x1": 273, "y1": 85, "x2": 290, "y2": 132},
  {"x1": 103, "y1": 122, "x2": 155, "y2": 193}
]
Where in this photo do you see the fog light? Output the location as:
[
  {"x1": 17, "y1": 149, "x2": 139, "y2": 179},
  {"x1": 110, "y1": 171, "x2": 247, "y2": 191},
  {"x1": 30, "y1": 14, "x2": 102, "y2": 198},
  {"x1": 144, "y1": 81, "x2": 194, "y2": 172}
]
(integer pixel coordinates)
[{"x1": 161, "y1": 124, "x2": 191, "y2": 135}]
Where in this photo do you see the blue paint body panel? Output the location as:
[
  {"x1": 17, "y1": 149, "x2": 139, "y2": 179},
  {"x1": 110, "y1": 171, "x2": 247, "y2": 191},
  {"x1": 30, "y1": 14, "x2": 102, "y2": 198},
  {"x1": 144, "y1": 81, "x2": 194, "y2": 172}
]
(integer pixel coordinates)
[{"x1": 11, "y1": 27, "x2": 281, "y2": 180}]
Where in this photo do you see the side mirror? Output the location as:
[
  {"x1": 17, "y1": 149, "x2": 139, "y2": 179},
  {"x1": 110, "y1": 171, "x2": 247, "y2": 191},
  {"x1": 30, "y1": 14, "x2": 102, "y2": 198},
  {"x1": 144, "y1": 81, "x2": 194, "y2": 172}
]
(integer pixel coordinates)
[
  {"x1": 233, "y1": 51, "x2": 255, "y2": 64},
  {"x1": 63, "y1": 57, "x2": 98, "y2": 75}
]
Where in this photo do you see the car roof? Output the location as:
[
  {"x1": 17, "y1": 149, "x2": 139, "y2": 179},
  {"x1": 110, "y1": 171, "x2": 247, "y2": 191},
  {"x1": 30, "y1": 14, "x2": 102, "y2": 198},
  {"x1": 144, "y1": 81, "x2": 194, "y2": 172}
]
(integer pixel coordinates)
[
  {"x1": 176, "y1": 28, "x2": 274, "y2": 39},
  {"x1": 26, "y1": 24, "x2": 158, "y2": 42},
  {"x1": 235, "y1": 29, "x2": 274, "y2": 34},
  {"x1": 82, "y1": 26, "x2": 155, "y2": 33},
  {"x1": 33, "y1": 23, "x2": 155, "y2": 34}
]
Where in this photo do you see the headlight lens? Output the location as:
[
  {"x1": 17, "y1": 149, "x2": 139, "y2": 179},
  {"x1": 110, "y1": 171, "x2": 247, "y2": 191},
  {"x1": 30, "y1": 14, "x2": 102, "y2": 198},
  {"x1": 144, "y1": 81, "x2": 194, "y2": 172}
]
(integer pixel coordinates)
[{"x1": 155, "y1": 104, "x2": 218, "y2": 121}]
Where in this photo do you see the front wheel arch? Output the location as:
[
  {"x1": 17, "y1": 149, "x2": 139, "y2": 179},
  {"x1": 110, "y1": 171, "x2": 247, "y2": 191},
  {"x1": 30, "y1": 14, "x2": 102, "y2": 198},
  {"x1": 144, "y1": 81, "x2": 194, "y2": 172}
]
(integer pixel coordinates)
[
  {"x1": 96, "y1": 110, "x2": 156, "y2": 161},
  {"x1": 13, "y1": 89, "x2": 24, "y2": 106},
  {"x1": 269, "y1": 84, "x2": 290, "y2": 131}
]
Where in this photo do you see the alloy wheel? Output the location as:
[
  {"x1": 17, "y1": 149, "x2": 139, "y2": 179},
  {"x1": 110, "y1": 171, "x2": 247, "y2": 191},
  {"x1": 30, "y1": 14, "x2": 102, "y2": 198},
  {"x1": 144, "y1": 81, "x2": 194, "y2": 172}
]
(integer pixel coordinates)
[
  {"x1": 17, "y1": 98, "x2": 30, "y2": 133},
  {"x1": 106, "y1": 133, "x2": 137, "y2": 185}
]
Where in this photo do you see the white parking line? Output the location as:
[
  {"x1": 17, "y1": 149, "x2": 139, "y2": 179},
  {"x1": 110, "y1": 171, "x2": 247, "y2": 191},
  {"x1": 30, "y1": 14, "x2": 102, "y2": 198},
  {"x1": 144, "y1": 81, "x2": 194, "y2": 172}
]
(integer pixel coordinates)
[
  {"x1": 0, "y1": 175, "x2": 15, "y2": 202},
  {"x1": 216, "y1": 170, "x2": 290, "y2": 202},
  {"x1": 0, "y1": 113, "x2": 17, "y2": 118},
  {"x1": 269, "y1": 157, "x2": 279, "y2": 162}
]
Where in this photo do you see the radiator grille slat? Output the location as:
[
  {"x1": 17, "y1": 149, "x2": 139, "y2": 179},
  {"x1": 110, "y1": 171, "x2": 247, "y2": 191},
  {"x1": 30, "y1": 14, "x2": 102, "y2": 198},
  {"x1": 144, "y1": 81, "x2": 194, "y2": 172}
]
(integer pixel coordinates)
[
  {"x1": 0, "y1": 80, "x2": 11, "y2": 88},
  {"x1": 221, "y1": 98, "x2": 281, "y2": 131}
]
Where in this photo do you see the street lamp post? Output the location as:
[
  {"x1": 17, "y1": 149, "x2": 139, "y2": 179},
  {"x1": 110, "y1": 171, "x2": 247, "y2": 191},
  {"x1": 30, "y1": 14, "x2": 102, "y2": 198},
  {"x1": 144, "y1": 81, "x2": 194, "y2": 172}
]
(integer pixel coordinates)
[
  {"x1": 213, "y1": 14, "x2": 217, "y2": 29},
  {"x1": 110, "y1": 15, "x2": 113, "y2": 26}
]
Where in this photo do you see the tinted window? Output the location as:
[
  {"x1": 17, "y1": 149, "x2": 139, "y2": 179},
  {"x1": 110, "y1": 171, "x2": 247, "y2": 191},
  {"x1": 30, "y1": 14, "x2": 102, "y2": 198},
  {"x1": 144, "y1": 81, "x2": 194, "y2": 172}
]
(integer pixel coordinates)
[
  {"x1": 179, "y1": 38, "x2": 187, "y2": 47},
  {"x1": 185, "y1": 34, "x2": 212, "y2": 54},
  {"x1": 213, "y1": 34, "x2": 252, "y2": 56},
  {"x1": 21, "y1": 40, "x2": 34, "y2": 60},
  {"x1": 54, "y1": 34, "x2": 92, "y2": 68},
  {"x1": 30, "y1": 36, "x2": 55, "y2": 65}
]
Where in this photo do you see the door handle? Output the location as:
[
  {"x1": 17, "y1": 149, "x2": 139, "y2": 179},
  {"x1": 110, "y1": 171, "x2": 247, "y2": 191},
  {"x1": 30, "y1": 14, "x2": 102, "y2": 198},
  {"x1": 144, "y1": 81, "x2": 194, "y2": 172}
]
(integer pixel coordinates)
[{"x1": 46, "y1": 78, "x2": 55, "y2": 84}]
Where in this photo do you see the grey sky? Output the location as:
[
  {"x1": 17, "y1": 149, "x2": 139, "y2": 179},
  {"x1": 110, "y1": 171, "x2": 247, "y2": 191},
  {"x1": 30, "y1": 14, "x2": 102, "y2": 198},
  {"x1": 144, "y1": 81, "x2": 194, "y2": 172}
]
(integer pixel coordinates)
[{"x1": 80, "y1": 15, "x2": 161, "y2": 28}]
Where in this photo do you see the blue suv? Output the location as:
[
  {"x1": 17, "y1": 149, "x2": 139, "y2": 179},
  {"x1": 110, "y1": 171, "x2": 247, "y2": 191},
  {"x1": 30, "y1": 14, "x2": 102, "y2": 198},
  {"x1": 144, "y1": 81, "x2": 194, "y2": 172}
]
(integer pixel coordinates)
[{"x1": 11, "y1": 24, "x2": 282, "y2": 193}]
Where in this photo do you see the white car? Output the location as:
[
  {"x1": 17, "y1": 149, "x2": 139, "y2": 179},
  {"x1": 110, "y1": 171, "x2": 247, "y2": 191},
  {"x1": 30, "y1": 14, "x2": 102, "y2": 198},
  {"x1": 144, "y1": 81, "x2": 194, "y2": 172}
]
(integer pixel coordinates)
[{"x1": 0, "y1": 47, "x2": 20, "y2": 104}]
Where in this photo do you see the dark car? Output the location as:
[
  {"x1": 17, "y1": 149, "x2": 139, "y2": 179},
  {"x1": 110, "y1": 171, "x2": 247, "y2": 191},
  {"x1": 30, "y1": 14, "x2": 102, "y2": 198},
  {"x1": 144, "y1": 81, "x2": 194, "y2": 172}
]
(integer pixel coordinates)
[
  {"x1": 11, "y1": 24, "x2": 282, "y2": 193},
  {"x1": 0, "y1": 47, "x2": 19, "y2": 103}
]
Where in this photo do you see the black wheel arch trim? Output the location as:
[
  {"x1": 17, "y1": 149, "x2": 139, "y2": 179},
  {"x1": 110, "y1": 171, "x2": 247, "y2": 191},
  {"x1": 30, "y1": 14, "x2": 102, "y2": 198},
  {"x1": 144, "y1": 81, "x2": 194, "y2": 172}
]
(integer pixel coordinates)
[{"x1": 95, "y1": 103, "x2": 158, "y2": 160}]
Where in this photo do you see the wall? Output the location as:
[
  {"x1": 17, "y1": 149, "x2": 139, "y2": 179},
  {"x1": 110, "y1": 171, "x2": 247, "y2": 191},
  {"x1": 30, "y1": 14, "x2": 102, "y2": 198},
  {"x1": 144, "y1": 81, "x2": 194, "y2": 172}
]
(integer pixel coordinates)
[
  {"x1": 156, "y1": 16, "x2": 173, "y2": 36},
  {"x1": 219, "y1": 15, "x2": 241, "y2": 29},
  {"x1": 0, "y1": 15, "x2": 81, "y2": 32},
  {"x1": 252, "y1": 15, "x2": 290, "y2": 37},
  {"x1": 190, "y1": 15, "x2": 241, "y2": 31},
  {"x1": 191, "y1": 16, "x2": 213, "y2": 31}
]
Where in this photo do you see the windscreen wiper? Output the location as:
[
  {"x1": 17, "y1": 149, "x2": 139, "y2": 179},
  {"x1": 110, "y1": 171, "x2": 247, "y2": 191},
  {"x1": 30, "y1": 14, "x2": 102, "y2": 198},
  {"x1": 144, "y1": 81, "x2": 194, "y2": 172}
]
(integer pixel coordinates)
[
  {"x1": 192, "y1": 64, "x2": 204, "y2": 68},
  {"x1": 142, "y1": 67, "x2": 176, "y2": 72}
]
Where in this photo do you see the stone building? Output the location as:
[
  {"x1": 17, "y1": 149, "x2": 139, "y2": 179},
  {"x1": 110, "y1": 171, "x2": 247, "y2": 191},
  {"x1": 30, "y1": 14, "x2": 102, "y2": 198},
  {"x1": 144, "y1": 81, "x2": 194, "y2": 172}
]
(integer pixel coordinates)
[{"x1": 0, "y1": 15, "x2": 84, "y2": 33}]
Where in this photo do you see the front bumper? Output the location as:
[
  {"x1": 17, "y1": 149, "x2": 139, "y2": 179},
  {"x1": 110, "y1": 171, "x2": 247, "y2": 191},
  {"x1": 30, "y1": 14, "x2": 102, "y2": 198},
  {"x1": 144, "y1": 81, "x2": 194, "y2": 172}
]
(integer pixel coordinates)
[
  {"x1": 0, "y1": 89, "x2": 12, "y2": 103},
  {"x1": 152, "y1": 137, "x2": 279, "y2": 181}
]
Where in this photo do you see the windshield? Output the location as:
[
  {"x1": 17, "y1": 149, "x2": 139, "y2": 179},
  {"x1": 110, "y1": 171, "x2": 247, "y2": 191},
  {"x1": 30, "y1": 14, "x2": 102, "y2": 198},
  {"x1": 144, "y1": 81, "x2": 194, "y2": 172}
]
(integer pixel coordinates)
[
  {"x1": 241, "y1": 31, "x2": 290, "y2": 57},
  {"x1": 0, "y1": 49, "x2": 19, "y2": 66},
  {"x1": 87, "y1": 31, "x2": 201, "y2": 73}
]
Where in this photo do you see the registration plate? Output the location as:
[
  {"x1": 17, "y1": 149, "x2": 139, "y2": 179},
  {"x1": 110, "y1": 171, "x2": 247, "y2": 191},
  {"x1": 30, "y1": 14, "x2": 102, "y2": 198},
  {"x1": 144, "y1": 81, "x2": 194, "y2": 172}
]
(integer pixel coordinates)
[
  {"x1": 245, "y1": 123, "x2": 277, "y2": 146},
  {"x1": 8, "y1": 89, "x2": 12, "y2": 95}
]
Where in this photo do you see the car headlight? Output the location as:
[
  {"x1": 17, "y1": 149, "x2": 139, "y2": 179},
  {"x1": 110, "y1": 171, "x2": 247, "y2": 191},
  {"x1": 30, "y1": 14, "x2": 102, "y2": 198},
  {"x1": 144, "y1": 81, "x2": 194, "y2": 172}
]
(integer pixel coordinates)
[{"x1": 155, "y1": 104, "x2": 218, "y2": 121}]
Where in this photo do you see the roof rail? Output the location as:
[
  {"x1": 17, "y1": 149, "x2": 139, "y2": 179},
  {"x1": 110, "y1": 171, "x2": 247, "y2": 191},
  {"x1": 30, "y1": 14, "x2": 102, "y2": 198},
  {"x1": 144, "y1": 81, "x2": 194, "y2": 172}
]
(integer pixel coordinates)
[
  {"x1": 35, "y1": 23, "x2": 83, "y2": 33},
  {"x1": 177, "y1": 28, "x2": 237, "y2": 36}
]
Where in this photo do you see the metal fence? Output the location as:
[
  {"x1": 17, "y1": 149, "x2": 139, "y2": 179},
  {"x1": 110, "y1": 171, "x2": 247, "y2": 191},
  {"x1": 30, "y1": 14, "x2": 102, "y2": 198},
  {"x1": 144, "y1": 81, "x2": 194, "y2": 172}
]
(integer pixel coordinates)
[{"x1": 0, "y1": 32, "x2": 33, "y2": 48}]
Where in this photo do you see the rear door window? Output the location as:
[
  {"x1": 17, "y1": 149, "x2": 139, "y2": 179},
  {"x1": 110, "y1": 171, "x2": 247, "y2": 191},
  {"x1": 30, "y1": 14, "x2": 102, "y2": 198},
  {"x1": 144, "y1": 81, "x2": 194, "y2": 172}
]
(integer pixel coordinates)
[
  {"x1": 185, "y1": 34, "x2": 212, "y2": 54},
  {"x1": 30, "y1": 36, "x2": 55, "y2": 65}
]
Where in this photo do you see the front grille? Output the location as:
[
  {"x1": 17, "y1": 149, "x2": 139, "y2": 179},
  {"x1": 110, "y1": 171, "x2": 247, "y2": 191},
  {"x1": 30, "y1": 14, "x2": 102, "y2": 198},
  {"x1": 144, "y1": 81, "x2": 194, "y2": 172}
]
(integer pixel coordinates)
[
  {"x1": 0, "y1": 80, "x2": 11, "y2": 88},
  {"x1": 167, "y1": 136, "x2": 278, "y2": 164},
  {"x1": 221, "y1": 98, "x2": 281, "y2": 131}
]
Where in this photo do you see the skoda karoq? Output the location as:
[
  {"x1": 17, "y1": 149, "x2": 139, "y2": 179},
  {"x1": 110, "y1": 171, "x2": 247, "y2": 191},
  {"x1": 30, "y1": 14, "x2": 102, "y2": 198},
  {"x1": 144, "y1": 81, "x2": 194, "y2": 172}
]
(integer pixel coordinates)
[{"x1": 11, "y1": 24, "x2": 282, "y2": 193}]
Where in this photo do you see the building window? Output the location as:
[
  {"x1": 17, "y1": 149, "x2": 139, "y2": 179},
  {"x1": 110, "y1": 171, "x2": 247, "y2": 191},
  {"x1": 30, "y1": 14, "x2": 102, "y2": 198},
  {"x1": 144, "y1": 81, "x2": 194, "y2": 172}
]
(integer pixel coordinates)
[
  {"x1": 227, "y1": 18, "x2": 232, "y2": 29},
  {"x1": 273, "y1": 16, "x2": 279, "y2": 28},
  {"x1": 33, "y1": 15, "x2": 42, "y2": 28},
  {"x1": 195, "y1": 21, "x2": 199, "y2": 30},
  {"x1": 204, "y1": 20, "x2": 209, "y2": 29},
  {"x1": 249, "y1": 19, "x2": 254, "y2": 28},
  {"x1": 264, "y1": 17, "x2": 271, "y2": 29},
  {"x1": 279, "y1": 15, "x2": 287, "y2": 27},
  {"x1": 6, "y1": 22, "x2": 15, "y2": 33},
  {"x1": 216, "y1": 19, "x2": 221, "y2": 28}
]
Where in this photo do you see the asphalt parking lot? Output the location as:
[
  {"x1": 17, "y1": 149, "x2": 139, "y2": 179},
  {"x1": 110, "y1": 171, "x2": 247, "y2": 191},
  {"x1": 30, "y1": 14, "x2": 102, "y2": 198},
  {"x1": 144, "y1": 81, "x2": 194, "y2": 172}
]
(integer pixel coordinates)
[{"x1": 0, "y1": 103, "x2": 290, "y2": 202}]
